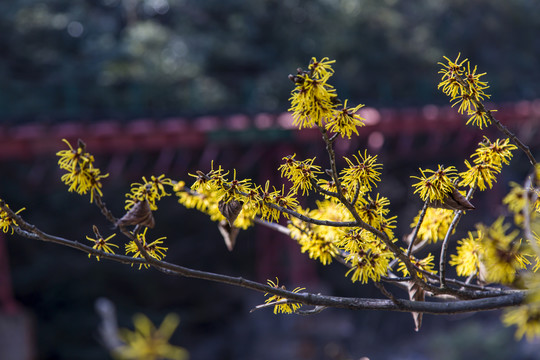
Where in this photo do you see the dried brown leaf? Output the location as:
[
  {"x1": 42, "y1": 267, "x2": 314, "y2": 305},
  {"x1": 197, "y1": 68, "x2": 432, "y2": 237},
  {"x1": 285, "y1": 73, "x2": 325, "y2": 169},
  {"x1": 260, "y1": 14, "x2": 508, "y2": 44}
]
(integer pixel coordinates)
[
  {"x1": 218, "y1": 198, "x2": 243, "y2": 227},
  {"x1": 218, "y1": 220, "x2": 240, "y2": 251},
  {"x1": 407, "y1": 281, "x2": 425, "y2": 332},
  {"x1": 429, "y1": 187, "x2": 474, "y2": 211},
  {"x1": 116, "y1": 199, "x2": 155, "y2": 228}
]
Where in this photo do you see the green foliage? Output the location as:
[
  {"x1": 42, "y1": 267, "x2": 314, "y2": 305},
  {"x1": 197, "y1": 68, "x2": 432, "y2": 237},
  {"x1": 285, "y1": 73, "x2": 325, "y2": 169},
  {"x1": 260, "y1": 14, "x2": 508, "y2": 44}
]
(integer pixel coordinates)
[{"x1": 1, "y1": 0, "x2": 540, "y2": 119}]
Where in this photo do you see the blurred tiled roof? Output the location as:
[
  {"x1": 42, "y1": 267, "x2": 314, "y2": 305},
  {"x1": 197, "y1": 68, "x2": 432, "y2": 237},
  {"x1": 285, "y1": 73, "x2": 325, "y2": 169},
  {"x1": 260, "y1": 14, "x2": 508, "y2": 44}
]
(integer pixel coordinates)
[{"x1": 0, "y1": 100, "x2": 539, "y2": 161}]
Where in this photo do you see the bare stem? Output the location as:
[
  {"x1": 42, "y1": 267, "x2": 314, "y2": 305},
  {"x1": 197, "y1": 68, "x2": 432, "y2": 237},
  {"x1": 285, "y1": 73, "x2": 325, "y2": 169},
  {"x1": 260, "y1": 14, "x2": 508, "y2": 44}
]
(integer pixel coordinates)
[
  {"x1": 439, "y1": 187, "x2": 476, "y2": 288},
  {"x1": 407, "y1": 201, "x2": 429, "y2": 256},
  {"x1": 454, "y1": 74, "x2": 536, "y2": 166}
]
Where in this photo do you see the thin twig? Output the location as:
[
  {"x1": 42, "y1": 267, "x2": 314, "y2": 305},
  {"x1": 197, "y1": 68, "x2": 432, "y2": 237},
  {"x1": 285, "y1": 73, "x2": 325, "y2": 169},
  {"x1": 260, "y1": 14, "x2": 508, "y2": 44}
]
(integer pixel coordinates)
[
  {"x1": 93, "y1": 192, "x2": 118, "y2": 226},
  {"x1": 407, "y1": 201, "x2": 429, "y2": 256},
  {"x1": 454, "y1": 74, "x2": 536, "y2": 166},
  {"x1": 253, "y1": 217, "x2": 291, "y2": 235},
  {"x1": 439, "y1": 187, "x2": 476, "y2": 288},
  {"x1": 479, "y1": 102, "x2": 537, "y2": 166},
  {"x1": 351, "y1": 182, "x2": 362, "y2": 207},
  {"x1": 374, "y1": 281, "x2": 403, "y2": 308}
]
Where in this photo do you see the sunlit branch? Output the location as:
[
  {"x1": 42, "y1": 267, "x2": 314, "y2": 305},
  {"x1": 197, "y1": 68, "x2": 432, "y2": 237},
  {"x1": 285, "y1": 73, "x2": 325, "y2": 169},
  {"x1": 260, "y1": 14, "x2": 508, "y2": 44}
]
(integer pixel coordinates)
[
  {"x1": 439, "y1": 187, "x2": 476, "y2": 288},
  {"x1": 407, "y1": 200, "x2": 429, "y2": 256},
  {"x1": 2, "y1": 199, "x2": 526, "y2": 315},
  {"x1": 454, "y1": 75, "x2": 536, "y2": 166}
]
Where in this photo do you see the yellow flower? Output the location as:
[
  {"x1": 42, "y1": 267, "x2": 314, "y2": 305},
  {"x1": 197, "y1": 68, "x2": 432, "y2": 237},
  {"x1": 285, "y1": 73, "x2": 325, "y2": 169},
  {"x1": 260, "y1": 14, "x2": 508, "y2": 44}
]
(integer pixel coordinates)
[
  {"x1": 473, "y1": 137, "x2": 517, "y2": 168},
  {"x1": 479, "y1": 218, "x2": 529, "y2": 284},
  {"x1": 452, "y1": 92, "x2": 475, "y2": 115},
  {"x1": 86, "y1": 231, "x2": 118, "y2": 261},
  {"x1": 502, "y1": 304, "x2": 540, "y2": 341},
  {"x1": 56, "y1": 138, "x2": 94, "y2": 171},
  {"x1": 398, "y1": 253, "x2": 437, "y2": 279},
  {"x1": 289, "y1": 211, "x2": 343, "y2": 266},
  {"x1": 503, "y1": 182, "x2": 536, "y2": 225},
  {"x1": 288, "y1": 59, "x2": 338, "y2": 129},
  {"x1": 340, "y1": 150, "x2": 382, "y2": 193},
  {"x1": 344, "y1": 237, "x2": 394, "y2": 284},
  {"x1": 57, "y1": 139, "x2": 109, "y2": 203},
  {"x1": 465, "y1": 108, "x2": 493, "y2": 129},
  {"x1": 116, "y1": 313, "x2": 188, "y2": 360},
  {"x1": 308, "y1": 57, "x2": 336, "y2": 79},
  {"x1": 223, "y1": 171, "x2": 253, "y2": 200},
  {"x1": 337, "y1": 228, "x2": 373, "y2": 254},
  {"x1": 412, "y1": 165, "x2": 458, "y2": 202},
  {"x1": 325, "y1": 99, "x2": 365, "y2": 139},
  {"x1": 411, "y1": 207, "x2": 454, "y2": 244},
  {"x1": 125, "y1": 228, "x2": 168, "y2": 269},
  {"x1": 279, "y1": 154, "x2": 322, "y2": 196},
  {"x1": 438, "y1": 54, "x2": 493, "y2": 130},
  {"x1": 258, "y1": 182, "x2": 298, "y2": 222},
  {"x1": 0, "y1": 203, "x2": 25, "y2": 234},
  {"x1": 264, "y1": 278, "x2": 305, "y2": 314},
  {"x1": 288, "y1": 200, "x2": 350, "y2": 265},
  {"x1": 149, "y1": 174, "x2": 173, "y2": 198},
  {"x1": 126, "y1": 175, "x2": 173, "y2": 211},
  {"x1": 464, "y1": 61, "x2": 490, "y2": 101},
  {"x1": 356, "y1": 193, "x2": 392, "y2": 232},
  {"x1": 172, "y1": 180, "x2": 186, "y2": 193},
  {"x1": 297, "y1": 231, "x2": 339, "y2": 266},
  {"x1": 527, "y1": 232, "x2": 540, "y2": 272},
  {"x1": 437, "y1": 53, "x2": 467, "y2": 98},
  {"x1": 450, "y1": 231, "x2": 483, "y2": 277},
  {"x1": 458, "y1": 160, "x2": 499, "y2": 191}
]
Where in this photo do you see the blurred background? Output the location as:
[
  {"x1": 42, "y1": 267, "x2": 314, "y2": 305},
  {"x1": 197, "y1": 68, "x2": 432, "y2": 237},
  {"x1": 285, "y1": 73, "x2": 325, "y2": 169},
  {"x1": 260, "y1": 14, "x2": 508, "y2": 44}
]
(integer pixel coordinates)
[{"x1": 1, "y1": 0, "x2": 539, "y2": 359}]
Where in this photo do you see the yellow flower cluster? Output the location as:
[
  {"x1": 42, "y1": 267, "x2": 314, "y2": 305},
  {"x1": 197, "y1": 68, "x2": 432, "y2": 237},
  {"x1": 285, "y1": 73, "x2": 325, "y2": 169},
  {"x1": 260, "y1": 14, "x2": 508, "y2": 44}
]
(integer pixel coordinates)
[
  {"x1": 125, "y1": 227, "x2": 168, "y2": 269},
  {"x1": 398, "y1": 253, "x2": 437, "y2": 280},
  {"x1": 355, "y1": 193, "x2": 397, "y2": 240},
  {"x1": 57, "y1": 139, "x2": 109, "y2": 203},
  {"x1": 288, "y1": 200, "x2": 349, "y2": 265},
  {"x1": 450, "y1": 231, "x2": 482, "y2": 277},
  {"x1": 0, "y1": 202, "x2": 24, "y2": 234},
  {"x1": 116, "y1": 313, "x2": 188, "y2": 360},
  {"x1": 503, "y1": 182, "x2": 539, "y2": 226},
  {"x1": 264, "y1": 278, "x2": 305, "y2": 314},
  {"x1": 412, "y1": 165, "x2": 458, "y2": 202},
  {"x1": 342, "y1": 229, "x2": 394, "y2": 284},
  {"x1": 450, "y1": 218, "x2": 529, "y2": 283},
  {"x1": 340, "y1": 150, "x2": 382, "y2": 194},
  {"x1": 280, "y1": 147, "x2": 395, "y2": 283},
  {"x1": 325, "y1": 99, "x2": 366, "y2": 139},
  {"x1": 288, "y1": 189, "x2": 397, "y2": 281},
  {"x1": 410, "y1": 208, "x2": 454, "y2": 244},
  {"x1": 459, "y1": 137, "x2": 517, "y2": 191},
  {"x1": 279, "y1": 154, "x2": 322, "y2": 196},
  {"x1": 125, "y1": 175, "x2": 173, "y2": 211},
  {"x1": 289, "y1": 57, "x2": 365, "y2": 138},
  {"x1": 438, "y1": 54, "x2": 493, "y2": 129},
  {"x1": 503, "y1": 273, "x2": 540, "y2": 340},
  {"x1": 178, "y1": 163, "x2": 300, "y2": 228},
  {"x1": 503, "y1": 303, "x2": 540, "y2": 341}
]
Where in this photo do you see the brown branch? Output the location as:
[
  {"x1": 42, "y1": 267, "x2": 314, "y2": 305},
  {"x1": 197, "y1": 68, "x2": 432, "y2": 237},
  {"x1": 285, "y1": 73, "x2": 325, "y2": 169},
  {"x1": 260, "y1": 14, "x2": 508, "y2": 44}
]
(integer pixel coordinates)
[
  {"x1": 2, "y1": 200, "x2": 526, "y2": 315},
  {"x1": 93, "y1": 191, "x2": 118, "y2": 225},
  {"x1": 264, "y1": 202, "x2": 357, "y2": 227},
  {"x1": 439, "y1": 187, "x2": 476, "y2": 288},
  {"x1": 454, "y1": 74, "x2": 536, "y2": 166},
  {"x1": 478, "y1": 102, "x2": 537, "y2": 167},
  {"x1": 407, "y1": 201, "x2": 429, "y2": 256}
]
